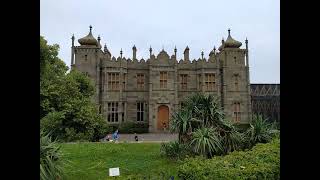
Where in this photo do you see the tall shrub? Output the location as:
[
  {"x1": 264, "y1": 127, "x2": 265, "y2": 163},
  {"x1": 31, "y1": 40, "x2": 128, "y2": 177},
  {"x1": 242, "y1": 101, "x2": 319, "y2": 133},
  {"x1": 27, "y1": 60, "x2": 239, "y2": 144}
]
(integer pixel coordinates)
[
  {"x1": 245, "y1": 115, "x2": 276, "y2": 148},
  {"x1": 40, "y1": 36, "x2": 109, "y2": 142},
  {"x1": 190, "y1": 127, "x2": 223, "y2": 158}
]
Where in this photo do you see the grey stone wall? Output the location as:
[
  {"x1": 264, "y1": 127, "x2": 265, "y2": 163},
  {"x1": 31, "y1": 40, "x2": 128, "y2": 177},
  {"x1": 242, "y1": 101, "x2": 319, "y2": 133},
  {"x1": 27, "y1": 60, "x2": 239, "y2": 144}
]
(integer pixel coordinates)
[{"x1": 72, "y1": 31, "x2": 251, "y2": 132}]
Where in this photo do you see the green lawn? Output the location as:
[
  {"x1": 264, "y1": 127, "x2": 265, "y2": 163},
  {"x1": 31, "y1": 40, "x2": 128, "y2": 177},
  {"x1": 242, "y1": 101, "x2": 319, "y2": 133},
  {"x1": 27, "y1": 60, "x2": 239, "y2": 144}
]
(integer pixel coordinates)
[{"x1": 60, "y1": 142, "x2": 180, "y2": 180}]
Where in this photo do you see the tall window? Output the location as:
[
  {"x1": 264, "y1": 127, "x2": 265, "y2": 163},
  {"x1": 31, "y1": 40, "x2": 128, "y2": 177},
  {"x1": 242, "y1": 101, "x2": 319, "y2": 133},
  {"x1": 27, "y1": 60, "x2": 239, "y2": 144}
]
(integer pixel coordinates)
[
  {"x1": 205, "y1": 73, "x2": 215, "y2": 91},
  {"x1": 108, "y1": 73, "x2": 120, "y2": 90},
  {"x1": 160, "y1": 72, "x2": 168, "y2": 89},
  {"x1": 198, "y1": 74, "x2": 202, "y2": 90},
  {"x1": 137, "y1": 102, "x2": 144, "y2": 122},
  {"x1": 233, "y1": 102, "x2": 241, "y2": 122},
  {"x1": 107, "y1": 102, "x2": 119, "y2": 122},
  {"x1": 121, "y1": 102, "x2": 125, "y2": 122},
  {"x1": 180, "y1": 74, "x2": 188, "y2": 90},
  {"x1": 137, "y1": 73, "x2": 145, "y2": 90},
  {"x1": 122, "y1": 73, "x2": 126, "y2": 90},
  {"x1": 234, "y1": 75, "x2": 239, "y2": 91}
]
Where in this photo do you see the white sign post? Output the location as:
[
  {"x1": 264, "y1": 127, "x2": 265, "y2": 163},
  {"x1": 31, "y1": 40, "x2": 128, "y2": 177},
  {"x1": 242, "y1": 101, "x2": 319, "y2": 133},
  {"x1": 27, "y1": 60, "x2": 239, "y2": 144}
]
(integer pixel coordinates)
[{"x1": 109, "y1": 167, "x2": 120, "y2": 177}]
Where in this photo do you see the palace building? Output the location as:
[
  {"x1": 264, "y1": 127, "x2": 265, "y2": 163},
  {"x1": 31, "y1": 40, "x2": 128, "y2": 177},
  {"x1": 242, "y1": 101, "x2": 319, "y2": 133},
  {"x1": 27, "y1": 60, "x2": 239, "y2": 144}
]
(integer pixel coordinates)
[{"x1": 71, "y1": 26, "x2": 252, "y2": 132}]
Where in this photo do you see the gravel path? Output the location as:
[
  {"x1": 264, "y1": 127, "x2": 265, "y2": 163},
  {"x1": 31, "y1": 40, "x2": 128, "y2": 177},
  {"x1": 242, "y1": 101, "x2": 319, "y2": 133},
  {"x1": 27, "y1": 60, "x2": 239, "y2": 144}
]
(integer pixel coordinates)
[{"x1": 116, "y1": 133, "x2": 178, "y2": 142}]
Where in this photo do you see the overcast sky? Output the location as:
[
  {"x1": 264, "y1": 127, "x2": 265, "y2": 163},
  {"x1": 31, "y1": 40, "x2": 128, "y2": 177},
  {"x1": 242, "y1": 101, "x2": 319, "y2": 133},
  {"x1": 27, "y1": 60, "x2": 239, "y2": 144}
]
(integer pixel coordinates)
[{"x1": 40, "y1": 0, "x2": 279, "y2": 83}]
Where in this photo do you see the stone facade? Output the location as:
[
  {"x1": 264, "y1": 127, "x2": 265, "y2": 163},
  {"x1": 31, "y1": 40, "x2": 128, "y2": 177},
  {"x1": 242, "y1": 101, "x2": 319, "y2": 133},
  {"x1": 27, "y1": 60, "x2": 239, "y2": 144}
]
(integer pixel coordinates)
[{"x1": 71, "y1": 26, "x2": 252, "y2": 132}]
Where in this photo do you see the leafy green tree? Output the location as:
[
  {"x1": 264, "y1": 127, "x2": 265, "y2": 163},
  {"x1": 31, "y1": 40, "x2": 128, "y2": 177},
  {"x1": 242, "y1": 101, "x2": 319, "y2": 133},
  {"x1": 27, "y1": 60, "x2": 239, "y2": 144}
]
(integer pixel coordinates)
[{"x1": 40, "y1": 36, "x2": 109, "y2": 142}]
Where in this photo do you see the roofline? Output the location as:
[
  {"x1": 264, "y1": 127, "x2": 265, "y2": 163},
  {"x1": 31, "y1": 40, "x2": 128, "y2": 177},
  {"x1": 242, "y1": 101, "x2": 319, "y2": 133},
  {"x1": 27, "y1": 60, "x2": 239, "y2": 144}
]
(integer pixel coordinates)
[{"x1": 250, "y1": 83, "x2": 280, "y2": 85}]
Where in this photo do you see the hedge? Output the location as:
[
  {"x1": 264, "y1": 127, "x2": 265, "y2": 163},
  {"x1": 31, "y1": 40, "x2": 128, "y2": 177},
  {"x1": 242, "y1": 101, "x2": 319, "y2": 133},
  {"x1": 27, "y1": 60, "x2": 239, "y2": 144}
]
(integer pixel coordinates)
[
  {"x1": 117, "y1": 122, "x2": 149, "y2": 133},
  {"x1": 178, "y1": 138, "x2": 280, "y2": 180}
]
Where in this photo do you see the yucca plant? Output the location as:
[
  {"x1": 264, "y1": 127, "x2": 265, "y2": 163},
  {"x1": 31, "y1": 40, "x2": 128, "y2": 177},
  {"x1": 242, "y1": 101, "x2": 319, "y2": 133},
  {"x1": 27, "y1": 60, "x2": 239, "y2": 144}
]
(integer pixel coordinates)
[
  {"x1": 170, "y1": 110, "x2": 198, "y2": 143},
  {"x1": 245, "y1": 115, "x2": 274, "y2": 148},
  {"x1": 221, "y1": 130, "x2": 244, "y2": 154},
  {"x1": 184, "y1": 93, "x2": 227, "y2": 130},
  {"x1": 218, "y1": 119, "x2": 245, "y2": 153},
  {"x1": 190, "y1": 127, "x2": 223, "y2": 158},
  {"x1": 40, "y1": 131, "x2": 63, "y2": 180}
]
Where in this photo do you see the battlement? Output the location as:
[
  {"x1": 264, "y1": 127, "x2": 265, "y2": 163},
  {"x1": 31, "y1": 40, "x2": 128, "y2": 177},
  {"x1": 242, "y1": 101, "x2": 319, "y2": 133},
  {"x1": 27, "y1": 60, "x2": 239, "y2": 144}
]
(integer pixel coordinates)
[{"x1": 72, "y1": 26, "x2": 249, "y2": 71}]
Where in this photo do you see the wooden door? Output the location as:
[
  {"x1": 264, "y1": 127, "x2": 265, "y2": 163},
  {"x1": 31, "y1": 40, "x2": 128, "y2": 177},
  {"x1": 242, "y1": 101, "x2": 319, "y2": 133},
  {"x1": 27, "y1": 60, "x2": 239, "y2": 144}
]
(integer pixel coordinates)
[{"x1": 157, "y1": 105, "x2": 169, "y2": 130}]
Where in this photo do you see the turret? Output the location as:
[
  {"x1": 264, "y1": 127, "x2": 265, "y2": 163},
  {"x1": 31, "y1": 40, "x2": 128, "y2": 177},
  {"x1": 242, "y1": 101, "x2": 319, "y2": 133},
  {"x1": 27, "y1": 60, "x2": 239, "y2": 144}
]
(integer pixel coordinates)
[
  {"x1": 184, "y1": 46, "x2": 190, "y2": 61},
  {"x1": 245, "y1": 37, "x2": 249, "y2": 66},
  {"x1": 71, "y1": 34, "x2": 75, "y2": 66},
  {"x1": 149, "y1": 46, "x2": 152, "y2": 58},
  {"x1": 78, "y1": 25, "x2": 99, "y2": 47},
  {"x1": 104, "y1": 44, "x2": 111, "y2": 57},
  {"x1": 174, "y1": 46, "x2": 177, "y2": 58},
  {"x1": 132, "y1": 45, "x2": 137, "y2": 60},
  {"x1": 97, "y1": 35, "x2": 101, "y2": 48}
]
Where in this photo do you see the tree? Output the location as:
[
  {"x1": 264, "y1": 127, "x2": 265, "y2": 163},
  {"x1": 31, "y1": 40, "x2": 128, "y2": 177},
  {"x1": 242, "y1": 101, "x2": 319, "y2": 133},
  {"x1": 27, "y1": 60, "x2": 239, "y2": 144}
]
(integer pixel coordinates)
[
  {"x1": 184, "y1": 93, "x2": 226, "y2": 129},
  {"x1": 170, "y1": 93, "x2": 245, "y2": 157},
  {"x1": 40, "y1": 36, "x2": 109, "y2": 142},
  {"x1": 170, "y1": 110, "x2": 196, "y2": 143}
]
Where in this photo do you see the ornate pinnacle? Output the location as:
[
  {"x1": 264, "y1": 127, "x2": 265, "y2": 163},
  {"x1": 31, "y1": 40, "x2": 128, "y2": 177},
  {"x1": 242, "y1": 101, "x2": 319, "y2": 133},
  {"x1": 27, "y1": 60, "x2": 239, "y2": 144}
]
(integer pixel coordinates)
[
  {"x1": 89, "y1": 25, "x2": 92, "y2": 33},
  {"x1": 228, "y1": 28, "x2": 231, "y2": 36}
]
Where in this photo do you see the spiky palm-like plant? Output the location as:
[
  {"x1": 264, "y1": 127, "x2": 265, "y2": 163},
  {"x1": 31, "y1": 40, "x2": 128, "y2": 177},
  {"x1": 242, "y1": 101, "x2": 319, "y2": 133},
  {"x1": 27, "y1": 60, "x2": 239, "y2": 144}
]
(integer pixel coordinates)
[
  {"x1": 190, "y1": 127, "x2": 223, "y2": 158},
  {"x1": 40, "y1": 131, "x2": 63, "y2": 180},
  {"x1": 184, "y1": 93, "x2": 227, "y2": 130},
  {"x1": 217, "y1": 119, "x2": 245, "y2": 153},
  {"x1": 245, "y1": 115, "x2": 274, "y2": 148},
  {"x1": 170, "y1": 110, "x2": 197, "y2": 143}
]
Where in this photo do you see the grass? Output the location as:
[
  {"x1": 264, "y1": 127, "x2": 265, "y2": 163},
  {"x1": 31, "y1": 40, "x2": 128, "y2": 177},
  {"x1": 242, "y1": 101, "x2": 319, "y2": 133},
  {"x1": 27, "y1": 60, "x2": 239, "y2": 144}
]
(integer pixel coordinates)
[{"x1": 60, "y1": 142, "x2": 180, "y2": 179}]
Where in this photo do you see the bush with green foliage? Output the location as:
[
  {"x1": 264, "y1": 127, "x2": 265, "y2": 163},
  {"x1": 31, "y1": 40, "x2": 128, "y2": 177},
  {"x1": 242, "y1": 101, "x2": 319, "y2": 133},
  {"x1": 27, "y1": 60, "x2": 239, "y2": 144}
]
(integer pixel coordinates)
[
  {"x1": 190, "y1": 127, "x2": 223, "y2": 158},
  {"x1": 118, "y1": 121, "x2": 149, "y2": 133},
  {"x1": 168, "y1": 93, "x2": 247, "y2": 158},
  {"x1": 167, "y1": 93, "x2": 280, "y2": 159},
  {"x1": 178, "y1": 138, "x2": 280, "y2": 180},
  {"x1": 244, "y1": 115, "x2": 278, "y2": 148},
  {"x1": 40, "y1": 131, "x2": 63, "y2": 180},
  {"x1": 160, "y1": 141, "x2": 192, "y2": 159},
  {"x1": 40, "y1": 36, "x2": 109, "y2": 142}
]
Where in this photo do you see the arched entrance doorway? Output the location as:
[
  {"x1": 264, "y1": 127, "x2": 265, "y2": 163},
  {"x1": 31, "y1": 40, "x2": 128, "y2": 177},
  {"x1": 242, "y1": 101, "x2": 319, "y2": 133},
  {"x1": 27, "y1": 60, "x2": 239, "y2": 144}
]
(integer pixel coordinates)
[{"x1": 157, "y1": 105, "x2": 169, "y2": 131}]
